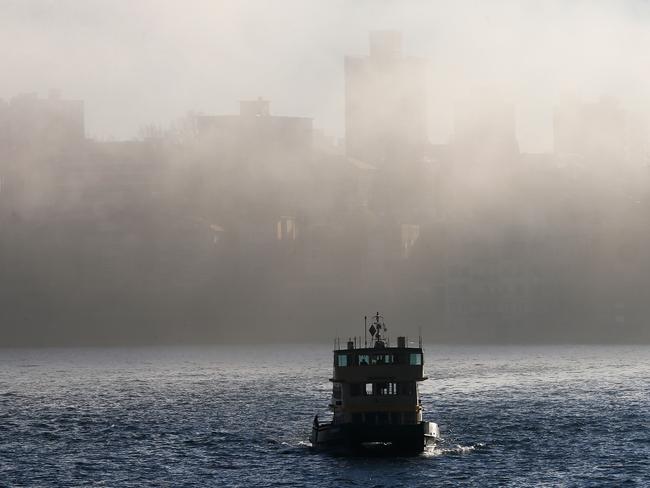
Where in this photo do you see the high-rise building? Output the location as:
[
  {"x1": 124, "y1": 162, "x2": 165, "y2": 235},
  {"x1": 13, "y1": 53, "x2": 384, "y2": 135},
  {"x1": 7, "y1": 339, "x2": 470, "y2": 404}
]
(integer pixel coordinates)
[
  {"x1": 5, "y1": 90, "x2": 84, "y2": 151},
  {"x1": 553, "y1": 96, "x2": 635, "y2": 165},
  {"x1": 344, "y1": 31, "x2": 428, "y2": 170}
]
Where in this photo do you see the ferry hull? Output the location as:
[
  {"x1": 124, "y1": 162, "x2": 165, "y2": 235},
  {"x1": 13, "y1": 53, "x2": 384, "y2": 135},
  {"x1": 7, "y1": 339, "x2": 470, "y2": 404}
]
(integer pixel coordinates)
[{"x1": 310, "y1": 421, "x2": 438, "y2": 453}]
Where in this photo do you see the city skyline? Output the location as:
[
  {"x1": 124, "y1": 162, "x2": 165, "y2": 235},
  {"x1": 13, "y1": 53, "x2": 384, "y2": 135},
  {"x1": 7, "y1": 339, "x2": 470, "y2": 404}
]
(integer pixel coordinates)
[
  {"x1": 3, "y1": 0, "x2": 650, "y2": 151},
  {"x1": 2, "y1": 27, "x2": 649, "y2": 345}
]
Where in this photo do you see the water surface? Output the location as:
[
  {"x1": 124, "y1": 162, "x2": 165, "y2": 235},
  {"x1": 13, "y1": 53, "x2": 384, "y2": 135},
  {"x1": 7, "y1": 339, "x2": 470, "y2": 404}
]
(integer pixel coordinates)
[{"x1": 0, "y1": 345, "x2": 648, "y2": 486}]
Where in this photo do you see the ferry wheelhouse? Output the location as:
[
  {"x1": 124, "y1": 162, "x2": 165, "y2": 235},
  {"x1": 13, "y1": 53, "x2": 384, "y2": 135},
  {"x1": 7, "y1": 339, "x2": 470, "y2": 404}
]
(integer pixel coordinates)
[{"x1": 310, "y1": 313, "x2": 439, "y2": 453}]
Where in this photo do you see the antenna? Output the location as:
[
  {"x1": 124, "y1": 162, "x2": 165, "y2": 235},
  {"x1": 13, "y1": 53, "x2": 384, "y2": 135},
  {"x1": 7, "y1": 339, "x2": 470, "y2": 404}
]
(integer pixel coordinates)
[{"x1": 364, "y1": 316, "x2": 367, "y2": 347}]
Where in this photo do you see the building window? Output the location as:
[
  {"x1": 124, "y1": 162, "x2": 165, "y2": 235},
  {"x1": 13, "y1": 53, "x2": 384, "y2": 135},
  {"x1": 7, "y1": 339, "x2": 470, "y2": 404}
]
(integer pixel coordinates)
[
  {"x1": 401, "y1": 223, "x2": 420, "y2": 258},
  {"x1": 337, "y1": 354, "x2": 348, "y2": 367},
  {"x1": 277, "y1": 216, "x2": 297, "y2": 241},
  {"x1": 409, "y1": 353, "x2": 422, "y2": 366}
]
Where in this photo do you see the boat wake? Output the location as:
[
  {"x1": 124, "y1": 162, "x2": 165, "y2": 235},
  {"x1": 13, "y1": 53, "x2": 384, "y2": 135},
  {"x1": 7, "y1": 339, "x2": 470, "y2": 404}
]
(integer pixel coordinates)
[{"x1": 423, "y1": 442, "x2": 486, "y2": 457}]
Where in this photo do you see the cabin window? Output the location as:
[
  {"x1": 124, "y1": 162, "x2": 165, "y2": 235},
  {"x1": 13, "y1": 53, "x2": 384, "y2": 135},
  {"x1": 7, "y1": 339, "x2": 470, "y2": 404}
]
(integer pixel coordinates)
[
  {"x1": 376, "y1": 382, "x2": 398, "y2": 395},
  {"x1": 357, "y1": 354, "x2": 370, "y2": 365},
  {"x1": 337, "y1": 354, "x2": 348, "y2": 367},
  {"x1": 354, "y1": 382, "x2": 406, "y2": 396},
  {"x1": 332, "y1": 383, "x2": 342, "y2": 399},
  {"x1": 370, "y1": 354, "x2": 394, "y2": 365},
  {"x1": 409, "y1": 353, "x2": 422, "y2": 365},
  {"x1": 370, "y1": 354, "x2": 382, "y2": 365}
]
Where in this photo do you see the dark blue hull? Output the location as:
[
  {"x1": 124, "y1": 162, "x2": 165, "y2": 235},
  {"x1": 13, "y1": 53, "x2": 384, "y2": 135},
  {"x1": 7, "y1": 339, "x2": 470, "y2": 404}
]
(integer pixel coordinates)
[{"x1": 310, "y1": 422, "x2": 437, "y2": 453}]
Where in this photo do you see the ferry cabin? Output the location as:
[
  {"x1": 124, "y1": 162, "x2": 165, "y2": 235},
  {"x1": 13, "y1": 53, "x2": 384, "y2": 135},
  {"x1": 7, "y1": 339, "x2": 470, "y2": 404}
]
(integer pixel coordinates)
[{"x1": 330, "y1": 338, "x2": 427, "y2": 427}]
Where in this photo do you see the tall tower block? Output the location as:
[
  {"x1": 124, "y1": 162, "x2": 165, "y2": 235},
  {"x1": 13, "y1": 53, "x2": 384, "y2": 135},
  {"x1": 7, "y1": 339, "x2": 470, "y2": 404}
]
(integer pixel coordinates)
[{"x1": 345, "y1": 31, "x2": 428, "y2": 171}]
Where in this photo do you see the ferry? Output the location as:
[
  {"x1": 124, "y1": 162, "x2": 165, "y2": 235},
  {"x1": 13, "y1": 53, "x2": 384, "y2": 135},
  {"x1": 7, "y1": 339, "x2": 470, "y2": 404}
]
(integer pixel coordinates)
[{"x1": 310, "y1": 313, "x2": 440, "y2": 453}]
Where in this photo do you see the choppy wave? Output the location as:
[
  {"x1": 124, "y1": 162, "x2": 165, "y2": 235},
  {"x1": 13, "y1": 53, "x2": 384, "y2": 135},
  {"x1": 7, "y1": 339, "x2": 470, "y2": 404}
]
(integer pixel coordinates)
[{"x1": 0, "y1": 345, "x2": 648, "y2": 487}]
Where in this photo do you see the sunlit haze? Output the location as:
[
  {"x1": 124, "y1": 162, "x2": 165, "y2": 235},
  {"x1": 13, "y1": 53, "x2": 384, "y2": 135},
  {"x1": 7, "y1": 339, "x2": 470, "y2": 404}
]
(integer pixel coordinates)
[{"x1": 1, "y1": 0, "x2": 650, "y2": 345}]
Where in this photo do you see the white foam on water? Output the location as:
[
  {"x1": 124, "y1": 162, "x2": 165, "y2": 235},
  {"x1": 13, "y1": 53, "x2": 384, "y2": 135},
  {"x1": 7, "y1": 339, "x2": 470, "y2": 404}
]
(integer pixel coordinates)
[{"x1": 423, "y1": 442, "x2": 484, "y2": 457}]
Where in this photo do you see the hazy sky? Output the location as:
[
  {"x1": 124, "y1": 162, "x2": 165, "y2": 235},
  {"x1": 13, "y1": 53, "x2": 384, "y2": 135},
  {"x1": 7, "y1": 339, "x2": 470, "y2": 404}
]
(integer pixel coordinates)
[{"x1": 2, "y1": 0, "x2": 650, "y2": 151}]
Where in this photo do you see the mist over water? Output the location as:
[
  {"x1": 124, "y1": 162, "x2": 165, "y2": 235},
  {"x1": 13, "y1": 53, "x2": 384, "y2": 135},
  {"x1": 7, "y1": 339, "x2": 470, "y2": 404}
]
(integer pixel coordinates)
[
  {"x1": 2, "y1": 5, "x2": 649, "y2": 487},
  {"x1": 2, "y1": 1, "x2": 650, "y2": 345}
]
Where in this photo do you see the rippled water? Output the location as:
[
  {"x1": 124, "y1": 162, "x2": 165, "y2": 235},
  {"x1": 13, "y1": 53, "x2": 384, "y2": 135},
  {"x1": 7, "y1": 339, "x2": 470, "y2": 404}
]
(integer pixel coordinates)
[{"x1": 0, "y1": 345, "x2": 648, "y2": 487}]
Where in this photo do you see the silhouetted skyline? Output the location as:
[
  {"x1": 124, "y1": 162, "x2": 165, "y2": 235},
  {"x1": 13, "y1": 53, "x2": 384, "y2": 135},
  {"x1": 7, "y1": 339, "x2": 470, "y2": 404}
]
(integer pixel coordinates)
[
  {"x1": 3, "y1": 1, "x2": 650, "y2": 151},
  {"x1": 2, "y1": 2, "x2": 650, "y2": 346}
]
